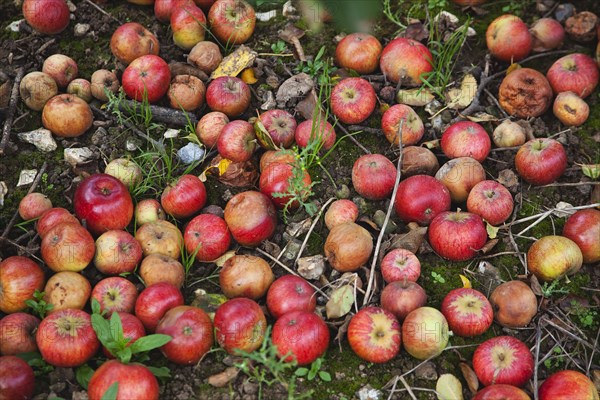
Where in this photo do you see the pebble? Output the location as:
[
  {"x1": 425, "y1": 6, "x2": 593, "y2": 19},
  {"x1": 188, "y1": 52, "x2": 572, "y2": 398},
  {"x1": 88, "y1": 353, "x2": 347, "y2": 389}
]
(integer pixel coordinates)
[
  {"x1": 17, "y1": 169, "x2": 37, "y2": 187},
  {"x1": 555, "y1": 3, "x2": 576, "y2": 23},
  {"x1": 90, "y1": 127, "x2": 108, "y2": 146},
  {"x1": 18, "y1": 128, "x2": 57, "y2": 152},
  {"x1": 64, "y1": 147, "x2": 94, "y2": 166},
  {"x1": 126, "y1": 139, "x2": 139, "y2": 151},
  {"x1": 297, "y1": 254, "x2": 325, "y2": 280},
  {"x1": 415, "y1": 361, "x2": 438, "y2": 381},
  {"x1": 177, "y1": 142, "x2": 205, "y2": 164},
  {"x1": 164, "y1": 128, "x2": 180, "y2": 139},
  {"x1": 281, "y1": 239, "x2": 301, "y2": 261},
  {"x1": 71, "y1": 391, "x2": 88, "y2": 400},
  {"x1": 356, "y1": 385, "x2": 382, "y2": 400},
  {"x1": 7, "y1": 20, "x2": 23, "y2": 33},
  {"x1": 74, "y1": 23, "x2": 90, "y2": 37}
]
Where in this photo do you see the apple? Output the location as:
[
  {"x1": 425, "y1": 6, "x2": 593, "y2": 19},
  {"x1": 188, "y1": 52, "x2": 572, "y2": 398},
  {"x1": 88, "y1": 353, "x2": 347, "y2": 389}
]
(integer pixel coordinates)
[
  {"x1": 266, "y1": 275, "x2": 316, "y2": 319},
  {"x1": 552, "y1": 91, "x2": 590, "y2": 127},
  {"x1": 466, "y1": 180, "x2": 514, "y2": 226},
  {"x1": 208, "y1": 0, "x2": 256, "y2": 45},
  {"x1": 351, "y1": 153, "x2": 397, "y2": 200},
  {"x1": 330, "y1": 77, "x2": 376, "y2": 125},
  {"x1": 473, "y1": 384, "x2": 531, "y2": 400},
  {"x1": 440, "y1": 121, "x2": 491, "y2": 163},
  {"x1": 101, "y1": 312, "x2": 145, "y2": 358},
  {"x1": 67, "y1": 78, "x2": 93, "y2": 102},
  {"x1": 0, "y1": 355, "x2": 35, "y2": 400},
  {"x1": 260, "y1": 149, "x2": 296, "y2": 171},
  {"x1": 472, "y1": 336, "x2": 533, "y2": 387},
  {"x1": 515, "y1": 138, "x2": 567, "y2": 186},
  {"x1": 134, "y1": 282, "x2": 184, "y2": 332},
  {"x1": 498, "y1": 68, "x2": 553, "y2": 118},
  {"x1": 527, "y1": 235, "x2": 583, "y2": 281},
  {"x1": 441, "y1": 288, "x2": 493, "y2": 337},
  {"x1": 205, "y1": 76, "x2": 251, "y2": 117},
  {"x1": 195, "y1": 111, "x2": 229, "y2": 148},
  {"x1": 36, "y1": 207, "x2": 79, "y2": 238},
  {"x1": 171, "y1": 3, "x2": 207, "y2": 50},
  {"x1": 161, "y1": 174, "x2": 207, "y2": 219},
  {"x1": 381, "y1": 104, "x2": 424, "y2": 146},
  {"x1": 94, "y1": 230, "x2": 143, "y2": 275},
  {"x1": 379, "y1": 38, "x2": 433, "y2": 86},
  {"x1": 196, "y1": 0, "x2": 216, "y2": 11},
  {"x1": 294, "y1": 119, "x2": 336, "y2": 150},
  {"x1": 18, "y1": 192, "x2": 52, "y2": 220},
  {"x1": 563, "y1": 209, "x2": 600, "y2": 264},
  {"x1": 156, "y1": 306, "x2": 213, "y2": 364},
  {"x1": 168, "y1": 74, "x2": 206, "y2": 111},
  {"x1": 139, "y1": 254, "x2": 185, "y2": 289},
  {"x1": 271, "y1": 310, "x2": 329, "y2": 366},
  {"x1": 184, "y1": 213, "x2": 231, "y2": 262},
  {"x1": 74, "y1": 173, "x2": 134, "y2": 236},
  {"x1": 380, "y1": 280, "x2": 427, "y2": 321},
  {"x1": 19, "y1": 71, "x2": 58, "y2": 111},
  {"x1": 429, "y1": 211, "x2": 487, "y2": 261},
  {"x1": 335, "y1": 32, "x2": 382, "y2": 74},
  {"x1": 486, "y1": 14, "x2": 532, "y2": 62},
  {"x1": 400, "y1": 146, "x2": 439, "y2": 177},
  {"x1": 224, "y1": 191, "x2": 277, "y2": 247},
  {"x1": 436, "y1": 157, "x2": 486, "y2": 203},
  {"x1": 42, "y1": 94, "x2": 93, "y2": 138},
  {"x1": 347, "y1": 306, "x2": 400, "y2": 364},
  {"x1": 104, "y1": 158, "x2": 143, "y2": 189},
  {"x1": 490, "y1": 280, "x2": 537, "y2": 328},
  {"x1": 219, "y1": 255, "x2": 274, "y2": 299},
  {"x1": 394, "y1": 175, "x2": 451, "y2": 225},
  {"x1": 402, "y1": 307, "x2": 449, "y2": 360},
  {"x1": 380, "y1": 248, "x2": 421, "y2": 283},
  {"x1": 135, "y1": 199, "x2": 165, "y2": 226},
  {"x1": 0, "y1": 256, "x2": 45, "y2": 314},
  {"x1": 110, "y1": 22, "x2": 160, "y2": 65},
  {"x1": 546, "y1": 53, "x2": 599, "y2": 98},
  {"x1": 188, "y1": 41, "x2": 223, "y2": 74},
  {"x1": 122, "y1": 55, "x2": 171, "y2": 103},
  {"x1": 0, "y1": 313, "x2": 40, "y2": 355},
  {"x1": 324, "y1": 199, "x2": 359, "y2": 230},
  {"x1": 154, "y1": 0, "x2": 194, "y2": 23},
  {"x1": 324, "y1": 222, "x2": 373, "y2": 272},
  {"x1": 41, "y1": 222, "x2": 95, "y2": 272},
  {"x1": 43, "y1": 271, "x2": 91, "y2": 313},
  {"x1": 22, "y1": 0, "x2": 69, "y2": 35},
  {"x1": 492, "y1": 120, "x2": 526, "y2": 148},
  {"x1": 539, "y1": 370, "x2": 599, "y2": 400},
  {"x1": 135, "y1": 219, "x2": 183, "y2": 259},
  {"x1": 217, "y1": 120, "x2": 257, "y2": 162},
  {"x1": 214, "y1": 297, "x2": 266, "y2": 354},
  {"x1": 256, "y1": 109, "x2": 297, "y2": 149},
  {"x1": 90, "y1": 69, "x2": 120, "y2": 102},
  {"x1": 530, "y1": 18, "x2": 565, "y2": 52},
  {"x1": 91, "y1": 277, "x2": 138, "y2": 316},
  {"x1": 36, "y1": 309, "x2": 99, "y2": 367},
  {"x1": 259, "y1": 162, "x2": 311, "y2": 210},
  {"x1": 88, "y1": 360, "x2": 159, "y2": 400},
  {"x1": 42, "y1": 54, "x2": 77, "y2": 89}
]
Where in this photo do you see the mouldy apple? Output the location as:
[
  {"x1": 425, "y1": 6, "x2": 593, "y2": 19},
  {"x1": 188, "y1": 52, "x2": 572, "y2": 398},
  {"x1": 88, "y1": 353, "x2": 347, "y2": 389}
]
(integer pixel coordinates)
[
  {"x1": 498, "y1": 68, "x2": 553, "y2": 118},
  {"x1": 188, "y1": 41, "x2": 223, "y2": 74},
  {"x1": 67, "y1": 78, "x2": 93, "y2": 103},
  {"x1": 90, "y1": 69, "x2": 120, "y2": 102},
  {"x1": 167, "y1": 74, "x2": 206, "y2": 111}
]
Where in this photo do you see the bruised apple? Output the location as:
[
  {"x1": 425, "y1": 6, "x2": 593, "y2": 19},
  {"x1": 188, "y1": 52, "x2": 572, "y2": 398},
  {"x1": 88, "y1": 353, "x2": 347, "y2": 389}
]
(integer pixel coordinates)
[
  {"x1": 324, "y1": 222, "x2": 372, "y2": 272},
  {"x1": 219, "y1": 255, "x2": 274, "y2": 299}
]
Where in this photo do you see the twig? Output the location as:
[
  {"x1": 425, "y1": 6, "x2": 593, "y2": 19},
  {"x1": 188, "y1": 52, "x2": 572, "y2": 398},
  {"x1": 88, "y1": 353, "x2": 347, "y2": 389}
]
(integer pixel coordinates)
[
  {"x1": 1, "y1": 238, "x2": 44, "y2": 263},
  {"x1": 539, "y1": 181, "x2": 600, "y2": 188},
  {"x1": 346, "y1": 125, "x2": 382, "y2": 135},
  {"x1": 0, "y1": 67, "x2": 25, "y2": 156},
  {"x1": 257, "y1": 53, "x2": 294, "y2": 57},
  {"x1": 503, "y1": 203, "x2": 600, "y2": 227},
  {"x1": 587, "y1": 326, "x2": 600, "y2": 374},
  {"x1": 484, "y1": 88, "x2": 508, "y2": 118},
  {"x1": 294, "y1": 197, "x2": 335, "y2": 266},
  {"x1": 533, "y1": 319, "x2": 543, "y2": 400},
  {"x1": 118, "y1": 100, "x2": 199, "y2": 126},
  {"x1": 333, "y1": 121, "x2": 371, "y2": 154},
  {"x1": 83, "y1": 0, "x2": 122, "y2": 25},
  {"x1": 398, "y1": 376, "x2": 417, "y2": 400},
  {"x1": 507, "y1": 187, "x2": 528, "y2": 271},
  {"x1": 35, "y1": 38, "x2": 56, "y2": 55},
  {"x1": 544, "y1": 318, "x2": 598, "y2": 352}
]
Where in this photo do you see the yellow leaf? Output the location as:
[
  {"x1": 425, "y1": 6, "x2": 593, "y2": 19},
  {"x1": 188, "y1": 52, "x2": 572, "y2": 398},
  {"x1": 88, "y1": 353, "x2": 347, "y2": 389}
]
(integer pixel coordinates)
[
  {"x1": 217, "y1": 158, "x2": 232, "y2": 176},
  {"x1": 486, "y1": 221, "x2": 499, "y2": 239},
  {"x1": 445, "y1": 74, "x2": 477, "y2": 110},
  {"x1": 422, "y1": 139, "x2": 440, "y2": 149},
  {"x1": 396, "y1": 88, "x2": 435, "y2": 106},
  {"x1": 464, "y1": 112, "x2": 499, "y2": 122},
  {"x1": 506, "y1": 62, "x2": 522, "y2": 75},
  {"x1": 214, "y1": 250, "x2": 236, "y2": 267},
  {"x1": 459, "y1": 274, "x2": 471, "y2": 289},
  {"x1": 241, "y1": 68, "x2": 258, "y2": 84},
  {"x1": 210, "y1": 45, "x2": 257, "y2": 79},
  {"x1": 436, "y1": 374, "x2": 464, "y2": 400}
]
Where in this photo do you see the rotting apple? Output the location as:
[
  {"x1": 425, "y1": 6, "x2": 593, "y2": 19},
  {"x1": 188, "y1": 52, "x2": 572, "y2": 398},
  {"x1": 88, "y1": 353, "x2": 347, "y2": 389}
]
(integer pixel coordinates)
[
  {"x1": 400, "y1": 146, "x2": 439, "y2": 177},
  {"x1": 351, "y1": 153, "x2": 397, "y2": 201},
  {"x1": 324, "y1": 222, "x2": 373, "y2": 272},
  {"x1": 266, "y1": 275, "x2": 316, "y2": 320},
  {"x1": 492, "y1": 120, "x2": 527, "y2": 148},
  {"x1": 380, "y1": 38, "x2": 433, "y2": 85},
  {"x1": 527, "y1": 235, "x2": 583, "y2": 281},
  {"x1": 402, "y1": 307, "x2": 449, "y2": 360},
  {"x1": 380, "y1": 280, "x2": 427, "y2": 321},
  {"x1": 161, "y1": 174, "x2": 207, "y2": 219},
  {"x1": 441, "y1": 288, "x2": 493, "y2": 337},
  {"x1": 90, "y1": 69, "x2": 120, "y2": 102},
  {"x1": 134, "y1": 282, "x2": 184, "y2": 332},
  {"x1": 42, "y1": 94, "x2": 93, "y2": 138},
  {"x1": 205, "y1": 76, "x2": 251, "y2": 118},
  {"x1": 514, "y1": 138, "x2": 567, "y2": 186},
  {"x1": 381, "y1": 104, "x2": 425, "y2": 146},
  {"x1": 219, "y1": 254, "x2": 274, "y2": 299},
  {"x1": 347, "y1": 306, "x2": 401, "y2": 364},
  {"x1": 43, "y1": 271, "x2": 91, "y2": 313},
  {"x1": 167, "y1": 74, "x2": 206, "y2": 111},
  {"x1": 335, "y1": 32, "x2": 382, "y2": 74},
  {"x1": 271, "y1": 310, "x2": 330, "y2": 366},
  {"x1": 195, "y1": 111, "x2": 229, "y2": 148},
  {"x1": 93, "y1": 230, "x2": 143, "y2": 275},
  {"x1": 42, "y1": 54, "x2": 78, "y2": 89},
  {"x1": 214, "y1": 297, "x2": 266, "y2": 354},
  {"x1": 563, "y1": 209, "x2": 600, "y2": 264},
  {"x1": 187, "y1": 41, "x2": 223, "y2": 74},
  {"x1": 472, "y1": 335, "x2": 534, "y2": 387},
  {"x1": 486, "y1": 14, "x2": 532, "y2": 62},
  {"x1": 552, "y1": 91, "x2": 590, "y2": 127},
  {"x1": 18, "y1": 192, "x2": 52, "y2": 221},
  {"x1": 139, "y1": 254, "x2": 185, "y2": 289},
  {"x1": 223, "y1": 190, "x2": 277, "y2": 247},
  {"x1": 490, "y1": 280, "x2": 537, "y2": 328},
  {"x1": 110, "y1": 22, "x2": 160, "y2": 65},
  {"x1": 122, "y1": 54, "x2": 171, "y2": 103},
  {"x1": 498, "y1": 68, "x2": 553, "y2": 118},
  {"x1": 91, "y1": 277, "x2": 138, "y2": 316},
  {"x1": 428, "y1": 210, "x2": 488, "y2": 261},
  {"x1": 19, "y1": 71, "x2": 58, "y2": 111},
  {"x1": 41, "y1": 222, "x2": 95, "y2": 272},
  {"x1": 330, "y1": 77, "x2": 376, "y2": 125},
  {"x1": 183, "y1": 213, "x2": 231, "y2": 262},
  {"x1": 380, "y1": 248, "x2": 421, "y2": 283},
  {"x1": 135, "y1": 219, "x2": 183, "y2": 259},
  {"x1": 466, "y1": 180, "x2": 514, "y2": 226},
  {"x1": 0, "y1": 313, "x2": 40, "y2": 355}
]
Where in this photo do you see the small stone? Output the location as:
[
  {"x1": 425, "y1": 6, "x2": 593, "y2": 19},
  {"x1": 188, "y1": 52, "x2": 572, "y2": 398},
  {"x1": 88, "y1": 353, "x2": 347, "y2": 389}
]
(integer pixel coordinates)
[
  {"x1": 7, "y1": 20, "x2": 24, "y2": 33},
  {"x1": 66, "y1": 0, "x2": 76, "y2": 12},
  {"x1": 126, "y1": 139, "x2": 139, "y2": 152},
  {"x1": 0, "y1": 181, "x2": 7, "y2": 207},
  {"x1": 297, "y1": 254, "x2": 325, "y2": 280},
  {"x1": 18, "y1": 129, "x2": 57, "y2": 152},
  {"x1": 90, "y1": 127, "x2": 108, "y2": 146},
  {"x1": 74, "y1": 23, "x2": 90, "y2": 37},
  {"x1": 260, "y1": 90, "x2": 276, "y2": 110},
  {"x1": 379, "y1": 86, "x2": 395, "y2": 104},
  {"x1": 177, "y1": 142, "x2": 205, "y2": 164},
  {"x1": 164, "y1": 128, "x2": 180, "y2": 139},
  {"x1": 71, "y1": 390, "x2": 89, "y2": 400},
  {"x1": 241, "y1": 380, "x2": 258, "y2": 395},
  {"x1": 64, "y1": 147, "x2": 94, "y2": 167},
  {"x1": 17, "y1": 169, "x2": 37, "y2": 187},
  {"x1": 415, "y1": 361, "x2": 438, "y2": 381},
  {"x1": 555, "y1": 3, "x2": 576, "y2": 23},
  {"x1": 281, "y1": 239, "x2": 302, "y2": 261},
  {"x1": 356, "y1": 384, "x2": 382, "y2": 400}
]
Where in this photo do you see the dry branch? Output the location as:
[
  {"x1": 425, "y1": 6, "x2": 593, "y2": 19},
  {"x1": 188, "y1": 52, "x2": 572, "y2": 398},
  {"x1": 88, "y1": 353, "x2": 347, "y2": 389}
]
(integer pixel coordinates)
[{"x1": 0, "y1": 67, "x2": 25, "y2": 156}]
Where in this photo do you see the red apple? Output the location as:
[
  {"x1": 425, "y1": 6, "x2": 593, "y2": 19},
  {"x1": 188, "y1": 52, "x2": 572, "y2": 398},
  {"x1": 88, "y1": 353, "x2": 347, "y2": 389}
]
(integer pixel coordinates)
[
  {"x1": 324, "y1": 199, "x2": 359, "y2": 230},
  {"x1": 156, "y1": 306, "x2": 213, "y2": 364},
  {"x1": 42, "y1": 54, "x2": 77, "y2": 89},
  {"x1": 563, "y1": 209, "x2": 600, "y2": 264},
  {"x1": 294, "y1": 119, "x2": 336, "y2": 150},
  {"x1": 381, "y1": 104, "x2": 425, "y2": 146},
  {"x1": 22, "y1": 0, "x2": 69, "y2": 35},
  {"x1": 472, "y1": 336, "x2": 533, "y2": 387},
  {"x1": 530, "y1": 18, "x2": 565, "y2": 52},
  {"x1": 94, "y1": 230, "x2": 142, "y2": 275},
  {"x1": 428, "y1": 211, "x2": 487, "y2": 261},
  {"x1": 41, "y1": 222, "x2": 95, "y2": 272},
  {"x1": 546, "y1": 53, "x2": 599, "y2": 98},
  {"x1": 217, "y1": 120, "x2": 257, "y2": 162},
  {"x1": 188, "y1": 41, "x2": 223, "y2": 74},
  {"x1": 515, "y1": 138, "x2": 567, "y2": 186},
  {"x1": 335, "y1": 32, "x2": 382, "y2": 74},
  {"x1": 527, "y1": 235, "x2": 583, "y2": 281},
  {"x1": 380, "y1": 38, "x2": 433, "y2": 86},
  {"x1": 91, "y1": 277, "x2": 138, "y2": 316},
  {"x1": 256, "y1": 109, "x2": 297, "y2": 149},
  {"x1": 324, "y1": 222, "x2": 373, "y2": 272},
  {"x1": 74, "y1": 174, "x2": 134, "y2": 236},
  {"x1": 467, "y1": 180, "x2": 514, "y2": 226},
  {"x1": 134, "y1": 282, "x2": 184, "y2": 332},
  {"x1": 104, "y1": 158, "x2": 143, "y2": 189},
  {"x1": 441, "y1": 288, "x2": 493, "y2": 337},
  {"x1": 0, "y1": 256, "x2": 45, "y2": 314},
  {"x1": 330, "y1": 77, "x2": 376, "y2": 124},
  {"x1": 351, "y1": 153, "x2": 397, "y2": 200},
  {"x1": 380, "y1": 248, "x2": 421, "y2": 283},
  {"x1": 266, "y1": 275, "x2": 316, "y2": 319},
  {"x1": 171, "y1": 3, "x2": 207, "y2": 50},
  {"x1": 19, "y1": 71, "x2": 58, "y2": 111},
  {"x1": 441, "y1": 121, "x2": 491, "y2": 163},
  {"x1": 553, "y1": 91, "x2": 590, "y2": 127},
  {"x1": 154, "y1": 0, "x2": 194, "y2": 23},
  {"x1": 402, "y1": 307, "x2": 449, "y2": 360},
  {"x1": 0, "y1": 355, "x2": 35, "y2": 400},
  {"x1": 43, "y1": 271, "x2": 91, "y2": 313},
  {"x1": 88, "y1": 360, "x2": 159, "y2": 400},
  {"x1": 394, "y1": 175, "x2": 451, "y2": 226},
  {"x1": 259, "y1": 162, "x2": 311, "y2": 209},
  {"x1": 110, "y1": 22, "x2": 160, "y2": 65},
  {"x1": 122, "y1": 55, "x2": 171, "y2": 103},
  {"x1": 539, "y1": 370, "x2": 599, "y2": 400},
  {"x1": 260, "y1": 149, "x2": 296, "y2": 171},
  {"x1": 473, "y1": 384, "x2": 531, "y2": 400},
  {"x1": 168, "y1": 74, "x2": 206, "y2": 111},
  {"x1": 42, "y1": 94, "x2": 93, "y2": 138},
  {"x1": 214, "y1": 297, "x2": 266, "y2": 354},
  {"x1": 208, "y1": 0, "x2": 256, "y2": 45},
  {"x1": 139, "y1": 254, "x2": 185, "y2": 289},
  {"x1": 18, "y1": 192, "x2": 52, "y2": 220},
  {"x1": 380, "y1": 280, "x2": 427, "y2": 321},
  {"x1": 272, "y1": 310, "x2": 329, "y2": 366},
  {"x1": 490, "y1": 280, "x2": 537, "y2": 328},
  {"x1": 0, "y1": 313, "x2": 40, "y2": 355},
  {"x1": 195, "y1": 111, "x2": 229, "y2": 148},
  {"x1": 90, "y1": 69, "x2": 120, "y2": 102},
  {"x1": 206, "y1": 76, "x2": 251, "y2": 118},
  {"x1": 347, "y1": 306, "x2": 400, "y2": 364},
  {"x1": 224, "y1": 191, "x2": 277, "y2": 247},
  {"x1": 486, "y1": 14, "x2": 532, "y2": 62},
  {"x1": 135, "y1": 220, "x2": 183, "y2": 259},
  {"x1": 101, "y1": 312, "x2": 145, "y2": 358},
  {"x1": 161, "y1": 174, "x2": 207, "y2": 219},
  {"x1": 36, "y1": 207, "x2": 79, "y2": 238},
  {"x1": 36, "y1": 309, "x2": 99, "y2": 367},
  {"x1": 66, "y1": 78, "x2": 93, "y2": 103},
  {"x1": 184, "y1": 213, "x2": 231, "y2": 262},
  {"x1": 219, "y1": 254, "x2": 274, "y2": 299},
  {"x1": 135, "y1": 199, "x2": 166, "y2": 226}
]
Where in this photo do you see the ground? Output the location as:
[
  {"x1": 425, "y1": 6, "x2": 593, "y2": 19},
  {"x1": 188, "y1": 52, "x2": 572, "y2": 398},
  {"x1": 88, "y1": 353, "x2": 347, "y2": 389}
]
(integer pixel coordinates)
[{"x1": 0, "y1": 0, "x2": 599, "y2": 399}]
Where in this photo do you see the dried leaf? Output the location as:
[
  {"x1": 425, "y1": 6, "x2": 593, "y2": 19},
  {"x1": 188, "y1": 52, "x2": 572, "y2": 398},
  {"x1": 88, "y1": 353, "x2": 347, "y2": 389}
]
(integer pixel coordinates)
[
  {"x1": 295, "y1": 89, "x2": 320, "y2": 121},
  {"x1": 464, "y1": 112, "x2": 498, "y2": 122},
  {"x1": 459, "y1": 274, "x2": 471, "y2": 289},
  {"x1": 204, "y1": 155, "x2": 259, "y2": 187},
  {"x1": 479, "y1": 238, "x2": 499, "y2": 254},
  {"x1": 445, "y1": 74, "x2": 477, "y2": 110},
  {"x1": 436, "y1": 374, "x2": 464, "y2": 400},
  {"x1": 552, "y1": 201, "x2": 575, "y2": 217},
  {"x1": 396, "y1": 88, "x2": 435, "y2": 107},
  {"x1": 278, "y1": 23, "x2": 305, "y2": 43},
  {"x1": 211, "y1": 45, "x2": 257, "y2": 79},
  {"x1": 591, "y1": 370, "x2": 600, "y2": 391},
  {"x1": 335, "y1": 314, "x2": 352, "y2": 350},
  {"x1": 254, "y1": 119, "x2": 278, "y2": 150},
  {"x1": 530, "y1": 274, "x2": 543, "y2": 296},
  {"x1": 422, "y1": 139, "x2": 440, "y2": 149},
  {"x1": 214, "y1": 250, "x2": 236, "y2": 267},
  {"x1": 486, "y1": 222, "x2": 499, "y2": 239},
  {"x1": 459, "y1": 362, "x2": 479, "y2": 394},
  {"x1": 402, "y1": 21, "x2": 429, "y2": 42},
  {"x1": 190, "y1": 290, "x2": 228, "y2": 316},
  {"x1": 497, "y1": 169, "x2": 519, "y2": 191},
  {"x1": 326, "y1": 284, "x2": 354, "y2": 319},
  {"x1": 506, "y1": 63, "x2": 522, "y2": 75},
  {"x1": 241, "y1": 68, "x2": 258, "y2": 84},
  {"x1": 388, "y1": 224, "x2": 428, "y2": 254},
  {"x1": 208, "y1": 367, "x2": 239, "y2": 387}
]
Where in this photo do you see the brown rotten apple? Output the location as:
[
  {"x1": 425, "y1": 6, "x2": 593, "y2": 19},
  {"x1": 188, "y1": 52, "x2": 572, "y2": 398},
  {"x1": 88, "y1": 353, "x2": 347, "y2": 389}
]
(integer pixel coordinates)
[
  {"x1": 219, "y1": 255, "x2": 274, "y2": 299},
  {"x1": 324, "y1": 222, "x2": 373, "y2": 272},
  {"x1": 90, "y1": 69, "x2": 120, "y2": 102},
  {"x1": 187, "y1": 41, "x2": 222, "y2": 74},
  {"x1": 553, "y1": 91, "x2": 590, "y2": 127},
  {"x1": 490, "y1": 280, "x2": 537, "y2": 328},
  {"x1": 19, "y1": 71, "x2": 58, "y2": 111},
  {"x1": 42, "y1": 94, "x2": 93, "y2": 137},
  {"x1": 498, "y1": 68, "x2": 553, "y2": 118},
  {"x1": 168, "y1": 74, "x2": 206, "y2": 111}
]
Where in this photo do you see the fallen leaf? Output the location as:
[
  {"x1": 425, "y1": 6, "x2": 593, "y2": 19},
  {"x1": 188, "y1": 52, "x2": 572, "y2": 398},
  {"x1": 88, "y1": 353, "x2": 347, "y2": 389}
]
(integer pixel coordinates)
[
  {"x1": 295, "y1": 89, "x2": 321, "y2": 121},
  {"x1": 254, "y1": 119, "x2": 278, "y2": 150},
  {"x1": 190, "y1": 290, "x2": 228, "y2": 316},
  {"x1": 240, "y1": 68, "x2": 258, "y2": 84},
  {"x1": 578, "y1": 163, "x2": 600, "y2": 179},
  {"x1": 464, "y1": 112, "x2": 498, "y2": 122},
  {"x1": 445, "y1": 74, "x2": 477, "y2": 110},
  {"x1": 530, "y1": 274, "x2": 543, "y2": 296},
  {"x1": 459, "y1": 275, "x2": 471, "y2": 289},
  {"x1": 486, "y1": 222, "x2": 499, "y2": 239},
  {"x1": 459, "y1": 362, "x2": 479, "y2": 394},
  {"x1": 214, "y1": 250, "x2": 236, "y2": 267},
  {"x1": 422, "y1": 139, "x2": 440, "y2": 149},
  {"x1": 479, "y1": 238, "x2": 499, "y2": 254},
  {"x1": 203, "y1": 155, "x2": 259, "y2": 187},
  {"x1": 436, "y1": 374, "x2": 464, "y2": 400},
  {"x1": 402, "y1": 21, "x2": 429, "y2": 42},
  {"x1": 388, "y1": 223, "x2": 428, "y2": 255},
  {"x1": 208, "y1": 367, "x2": 239, "y2": 387},
  {"x1": 497, "y1": 169, "x2": 519, "y2": 192},
  {"x1": 278, "y1": 23, "x2": 306, "y2": 43},
  {"x1": 552, "y1": 201, "x2": 575, "y2": 217},
  {"x1": 326, "y1": 284, "x2": 354, "y2": 319},
  {"x1": 506, "y1": 63, "x2": 522, "y2": 75},
  {"x1": 396, "y1": 88, "x2": 435, "y2": 107},
  {"x1": 211, "y1": 45, "x2": 257, "y2": 79}
]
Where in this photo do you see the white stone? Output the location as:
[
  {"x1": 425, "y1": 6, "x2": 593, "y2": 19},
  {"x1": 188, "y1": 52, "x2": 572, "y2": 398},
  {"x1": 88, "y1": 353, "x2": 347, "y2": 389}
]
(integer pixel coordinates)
[
  {"x1": 177, "y1": 142, "x2": 204, "y2": 165},
  {"x1": 256, "y1": 10, "x2": 277, "y2": 21},
  {"x1": 64, "y1": 147, "x2": 94, "y2": 166},
  {"x1": 164, "y1": 128, "x2": 180, "y2": 139},
  {"x1": 17, "y1": 170, "x2": 37, "y2": 187},
  {"x1": 297, "y1": 254, "x2": 325, "y2": 280},
  {"x1": 18, "y1": 128, "x2": 57, "y2": 152},
  {"x1": 74, "y1": 23, "x2": 90, "y2": 37}
]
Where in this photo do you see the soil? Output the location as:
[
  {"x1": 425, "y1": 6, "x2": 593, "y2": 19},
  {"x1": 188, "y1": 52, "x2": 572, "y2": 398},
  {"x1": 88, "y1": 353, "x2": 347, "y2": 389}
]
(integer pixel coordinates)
[{"x1": 1, "y1": 1, "x2": 599, "y2": 399}]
